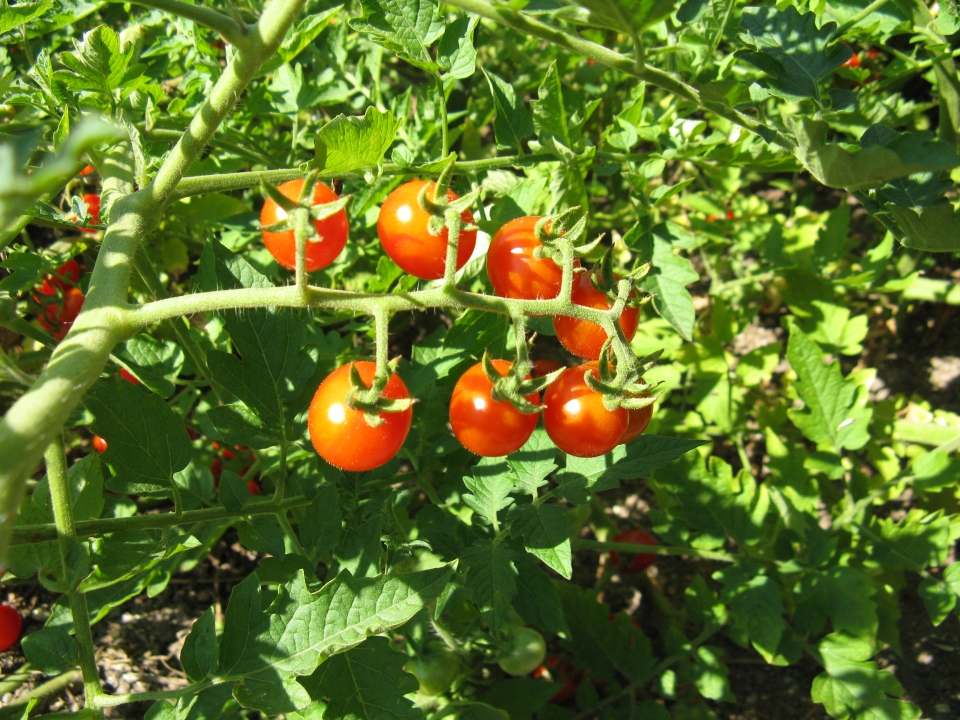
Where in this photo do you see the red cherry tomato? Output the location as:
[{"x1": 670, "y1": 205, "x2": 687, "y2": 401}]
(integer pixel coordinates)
[
  {"x1": 866, "y1": 48, "x2": 878, "y2": 60},
  {"x1": 377, "y1": 180, "x2": 477, "y2": 280},
  {"x1": 449, "y1": 360, "x2": 540, "y2": 457},
  {"x1": 120, "y1": 368, "x2": 139, "y2": 385},
  {"x1": 842, "y1": 50, "x2": 861, "y2": 68},
  {"x1": 542, "y1": 362, "x2": 627, "y2": 457},
  {"x1": 609, "y1": 529, "x2": 657, "y2": 573},
  {"x1": 79, "y1": 164, "x2": 95, "y2": 176},
  {"x1": 39, "y1": 286, "x2": 84, "y2": 340},
  {"x1": 706, "y1": 214, "x2": 719, "y2": 222},
  {"x1": 725, "y1": 209, "x2": 735, "y2": 220},
  {"x1": 260, "y1": 178, "x2": 349, "y2": 272},
  {"x1": 80, "y1": 193, "x2": 100, "y2": 233},
  {"x1": 44, "y1": 259, "x2": 81, "y2": 293},
  {"x1": 0, "y1": 605, "x2": 22, "y2": 651},
  {"x1": 308, "y1": 361, "x2": 413, "y2": 472},
  {"x1": 553, "y1": 272, "x2": 639, "y2": 360},
  {"x1": 92, "y1": 435, "x2": 108, "y2": 453},
  {"x1": 211, "y1": 458, "x2": 223, "y2": 480},
  {"x1": 533, "y1": 359, "x2": 563, "y2": 378},
  {"x1": 247, "y1": 479, "x2": 261, "y2": 495},
  {"x1": 620, "y1": 396, "x2": 653, "y2": 443},
  {"x1": 533, "y1": 656, "x2": 579, "y2": 704},
  {"x1": 486, "y1": 216, "x2": 564, "y2": 301}
]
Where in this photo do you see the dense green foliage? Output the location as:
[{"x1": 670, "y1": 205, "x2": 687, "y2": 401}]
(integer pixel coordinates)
[{"x1": 1, "y1": 0, "x2": 960, "y2": 718}]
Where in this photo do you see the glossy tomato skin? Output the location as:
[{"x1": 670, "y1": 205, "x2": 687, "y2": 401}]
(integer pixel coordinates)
[
  {"x1": 0, "y1": 604, "x2": 22, "y2": 652},
  {"x1": 553, "y1": 272, "x2": 639, "y2": 360},
  {"x1": 449, "y1": 360, "x2": 539, "y2": 457},
  {"x1": 497, "y1": 628, "x2": 547, "y2": 676},
  {"x1": 80, "y1": 193, "x2": 101, "y2": 233},
  {"x1": 260, "y1": 178, "x2": 349, "y2": 272},
  {"x1": 92, "y1": 435, "x2": 108, "y2": 453},
  {"x1": 247, "y1": 479, "x2": 261, "y2": 496},
  {"x1": 609, "y1": 529, "x2": 657, "y2": 573},
  {"x1": 377, "y1": 180, "x2": 477, "y2": 280},
  {"x1": 533, "y1": 358, "x2": 563, "y2": 378},
  {"x1": 486, "y1": 216, "x2": 564, "y2": 300},
  {"x1": 308, "y1": 361, "x2": 413, "y2": 472},
  {"x1": 620, "y1": 396, "x2": 653, "y2": 443},
  {"x1": 543, "y1": 362, "x2": 627, "y2": 457}
]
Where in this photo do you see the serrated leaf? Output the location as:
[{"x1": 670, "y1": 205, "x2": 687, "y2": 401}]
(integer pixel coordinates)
[
  {"x1": 208, "y1": 403, "x2": 279, "y2": 448},
  {"x1": 0, "y1": 0, "x2": 53, "y2": 34},
  {"x1": 532, "y1": 62, "x2": 570, "y2": 147},
  {"x1": 299, "y1": 484, "x2": 342, "y2": 554},
  {"x1": 508, "y1": 503, "x2": 571, "y2": 578},
  {"x1": 737, "y1": 7, "x2": 850, "y2": 104},
  {"x1": 83, "y1": 380, "x2": 191, "y2": 494},
  {"x1": 21, "y1": 626, "x2": 78, "y2": 675},
  {"x1": 299, "y1": 637, "x2": 421, "y2": 719},
  {"x1": 483, "y1": 69, "x2": 534, "y2": 152},
  {"x1": 507, "y1": 429, "x2": 558, "y2": 496},
  {"x1": 460, "y1": 540, "x2": 518, "y2": 636},
  {"x1": 350, "y1": 0, "x2": 444, "y2": 71},
  {"x1": 714, "y1": 567, "x2": 786, "y2": 656},
  {"x1": 181, "y1": 607, "x2": 219, "y2": 682},
  {"x1": 785, "y1": 320, "x2": 872, "y2": 451},
  {"x1": 313, "y1": 106, "x2": 401, "y2": 177},
  {"x1": 438, "y1": 15, "x2": 479, "y2": 80},
  {"x1": 238, "y1": 516, "x2": 286, "y2": 557},
  {"x1": 59, "y1": 25, "x2": 133, "y2": 97},
  {"x1": 463, "y1": 471, "x2": 514, "y2": 527},
  {"x1": 115, "y1": 334, "x2": 184, "y2": 398},
  {"x1": 563, "y1": 0, "x2": 677, "y2": 32},
  {"x1": 793, "y1": 567, "x2": 878, "y2": 639},
  {"x1": 512, "y1": 554, "x2": 570, "y2": 637}
]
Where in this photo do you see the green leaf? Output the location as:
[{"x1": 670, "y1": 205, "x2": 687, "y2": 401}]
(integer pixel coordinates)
[
  {"x1": 238, "y1": 516, "x2": 286, "y2": 557},
  {"x1": 278, "y1": 7, "x2": 342, "y2": 63},
  {"x1": 785, "y1": 320, "x2": 872, "y2": 451},
  {"x1": 219, "y1": 567, "x2": 451, "y2": 679},
  {"x1": 556, "y1": 583, "x2": 654, "y2": 681},
  {"x1": 811, "y1": 632, "x2": 921, "y2": 720},
  {"x1": 555, "y1": 435, "x2": 707, "y2": 504},
  {"x1": 144, "y1": 697, "x2": 198, "y2": 720},
  {"x1": 793, "y1": 567, "x2": 878, "y2": 639},
  {"x1": 482, "y1": 69, "x2": 534, "y2": 152},
  {"x1": 21, "y1": 626, "x2": 78, "y2": 675},
  {"x1": 532, "y1": 62, "x2": 570, "y2": 148},
  {"x1": 0, "y1": 0, "x2": 52, "y2": 34},
  {"x1": 298, "y1": 484, "x2": 342, "y2": 554},
  {"x1": 438, "y1": 15, "x2": 479, "y2": 80},
  {"x1": 33, "y1": 452, "x2": 104, "y2": 524},
  {"x1": 181, "y1": 607, "x2": 219, "y2": 683},
  {"x1": 627, "y1": 222, "x2": 700, "y2": 341},
  {"x1": 233, "y1": 670, "x2": 312, "y2": 715},
  {"x1": 299, "y1": 636, "x2": 421, "y2": 719},
  {"x1": 350, "y1": 0, "x2": 444, "y2": 71},
  {"x1": 508, "y1": 502, "x2": 572, "y2": 579},
  {"x1": 460, "y1": 540, "x2": 518, "y2": 636},
  {"x1": 219, "y1": 471, "x2": 250, "y2": 512},
  {"x1": 83, "y1": 379, "x2": 192, "y2": 494},
  {"x1": 690, "y1": 645, "x2": 735, "y2": 701},
  {"x1": 506, "y1": 429, "x2": 558, "y2": 496},
  {"x1": 59, "y1": 25, "x2": 134, "y2": 97},
  {"x1": 714, "y1": 567, "x2": 786, "y2": 657},
  {"x1": 789, "y1": 119, "x2": 960, "y2": 191},
  {"x1": 313, "y1": 106, "x2": 401, "y2": 177},
  {"x1": 478, "y1": 677, "x2": 560, "y2": 720},
  {"x1": 737, "y1": 7, "x2": 850, "y2": 104},
  {"x1": 511, "y1": 555, "x2": 570, "y2": 637},
  {"x1": 564, "y1": 0, "x2": 677, "y2": 32},
  {"x1": 463, "y1": 471, "x2": 514, "y2": 527},
  {"x1": 918, "y1": 574, "x2": 957, "y2": 627},
  {"x1": 115, "y1": 334, "x2": 184, "y2": 398},
  {"x1": 873, "y1": 509, "x2": 953, "y2": 570},
  {"x1": 207, "y1": 403, "x2": 278, "y2": 449}
]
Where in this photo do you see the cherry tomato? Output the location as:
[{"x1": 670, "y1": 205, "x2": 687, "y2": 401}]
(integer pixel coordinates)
[
  {"x1": 620, "y1": 395, "x2": 653, "y2": 443},
  {"x1": 92, "y1": 435, "x2": 108, "y2": 453},
  {"x1": 42, "y1": 259, "x2": 81, "y2": 293},
  {"x1": 377, "y1": 180, "x2": 477, "y2": 280},
  {"x1": 725, "y1": 209, "x2": 735, "y2": 220},
  {"x1": 449, "y1": 360, "x2": 539, "y2": 457},
  {"x1": 211, "y1": 458, "x2": 223, "y2": 480},
  {"x1": 308, "y1": 361, "x2": 413, "y2": 472},
  {"x1": 120, "y1": 368, "x2": 139, "y2": 385},
  {"x1": 842, "y1": 52, "x2": 861, "y2": 68},
  {"x1": 407, "y1": 651, "x2": 460, "y2": 696},
  {"x1": 533, "y1": 359, "x2": 563, "y2": 378},
  {"x1": 80, "y1": 193, "x2": 100, "y2": 233},
  {"x1": 533, "y1": 656, "x2": 580, "y2": 703},
  {"x1": 706, "y1": 214, "x2": 719, "y2": 222},
  {"x1": 79, "y1": 164, "x2": 95, "y2": 176},
  {"x1": 39, "y1": 286, "x2": 84, "y2": 341},
  {"x1": 553, "y1": 271, "x2": 639, "y2": 360},
  {"x1": 866, "y1": 48, "x2": 878, "y2": 60},
  {"x1": 260, "y1": 178, "x2": 349, "y2": 272},
  {"x1": 0, "y1": 605, "x2": 22, "y2": 651},
  {"x1": 497, "y1": 627, "x2": 546, "y2": 676},
  {"x1": 247, "y1": 479, "x2": 261, "y2": 496},
  {"x1": 486, "y1": 216, "x2": 564, "y2": 301},
  {"x1": 542, "y1": 362, "x2": 627, "y2": 457},
  {"x1": 609, "y1": 529, "x2": 657, "y2": 573}
]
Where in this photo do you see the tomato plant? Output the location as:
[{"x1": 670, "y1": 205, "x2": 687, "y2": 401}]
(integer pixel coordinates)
[{"x1": 2, "y1": 0, "x2": 959, "y2": 718}]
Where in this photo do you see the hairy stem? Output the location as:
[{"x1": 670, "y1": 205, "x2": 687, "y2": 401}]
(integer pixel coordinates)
[{"x1": 121, "y1": 0, "x2": 251, "y2": 51}]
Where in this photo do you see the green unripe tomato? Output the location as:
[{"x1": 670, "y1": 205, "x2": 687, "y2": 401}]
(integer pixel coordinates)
[
  {"x1": 408, "y1": 651, "x2": 460, "y2": 696},
  {"x1": 497, "y1": 627, "x2": 546, "y2": 676}
]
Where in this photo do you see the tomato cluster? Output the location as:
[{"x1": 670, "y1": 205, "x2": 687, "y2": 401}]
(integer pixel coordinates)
[{"x1": 34, "y1": 259, "x2": 84, "y2": 341}]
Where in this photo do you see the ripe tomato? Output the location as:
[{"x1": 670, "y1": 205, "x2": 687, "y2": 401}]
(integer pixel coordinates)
[
  {"x1": 92, "y1": 435, "x2": 108, "y2": 453},
  {"x1": 120, "y1": 368, "x2": 139, "y2": 385},
  {"x1": 80, "y1": 193, "x2": 100, "y2": 233},
  {"x1": 211, "y1": 458, "x2": 223, "y2": 480},
  {"x1": 260, "y1": 178, "x2": 349, "y2": 272},
  {"x1": 609, "y1": 529, "x2": 657, "y2": 573},
  {"x1": 39, "y1": 286, "x2": 84, "y2": 341},
  {"x1": 79, "y1": 164, "x2": 95, "y2": 176},
  {"x1": 407, "y1": 651, "x2": 460, "y2": 696},
  {"x1": 486, "y1": 216, "x2": 564, "y2": 300},
  {"x1": 725, "y1": 209, "x2": 735, "y2": 220},
  {"x1": 543, "y1": 362, "x2": 627, "y2": 457},
  {"x1": 620, "y1": 396, "x2": 653, "y2": 443},
  {"x1": 533, "y1": 358, "x2": 563, "y2": 378},
  {"x1": 247, "y1": 479, "x2": 260, "y2": 496},
  {"x1": 449, "y1": 360, "x2": 539, "y2": 457},
  {"x1": 497, "y1": 628, "x2": 546, "y2": 676},
  {"x1": 843, "y1": 53, "x2": 861, "y2": 68},
  {"x1": 41, "y1": 259, "x2": 81, "y2": 293},
  {"x1": 308, "y1": 361, "x2": 413, "y2": 472},
  {"x1": 533, "y1": 656, "x2": 580, "y2": 703},
  {"x1": 553, "y1": 271, "x2": 639, "y2": 360},
  {"x1": 377, "y1": 180, "x2": 477, "y2": 280},
  {"x1": 0, "y1": 605, "x2": 22, "y2": 651}
]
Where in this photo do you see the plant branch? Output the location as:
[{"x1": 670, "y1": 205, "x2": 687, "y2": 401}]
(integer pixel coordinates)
[{"x1": 122, "y1": 0, "x2": 251, "y2": 50}]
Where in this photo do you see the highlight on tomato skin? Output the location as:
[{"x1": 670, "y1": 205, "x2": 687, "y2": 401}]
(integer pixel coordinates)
[
  {"x1": 260, "y1": 178, "x2": 349, "y2": 272},
  {"x1": 92, "y1": 435, "x2": 108, "y2": 453},
  {"x1": 307, "y1": 361, "x2": 413, "y2": 472},
  {"x1": 542, "y1": 362, "x2": 628, "y2": 458},
  {"x1": 553, "y1": 271, "x2": 639, "y2": 361},
  {"x1": 377, "y1": 179, "x2": 477, "y2": 280},
  {"x1": 486, "y1": 216, "x2": 564, "y2": 301}
]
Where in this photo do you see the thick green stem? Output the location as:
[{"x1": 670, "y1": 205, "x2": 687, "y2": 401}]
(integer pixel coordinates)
[
  {"x1": 45, "y1": 439, "x2": 103, "y2": 712},
  {"x1": 121, "y1": 0, "x2": 251, "y2": 51},
  {"x1": 0, "y1": 0, "x2": 309, "y2": 566},
  {"x1": 434, "y1": 73, "x2": 450, "y2": 157}
]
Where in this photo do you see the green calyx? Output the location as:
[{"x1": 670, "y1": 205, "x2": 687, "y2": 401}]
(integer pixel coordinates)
[
  {"x1": 259, "y1": 170, "x2": 351, "y2": 244},
  {"x1": 416, "y1": 155, "x2": 482, "y2": 236},
  {"x1": 531, "y1": 206, "x2": 606, "y2": 265},
  {"x1": 345, "y1": 359, "x2": 417, "y2": 428},
  {"x1": 585, "y1": 343, "x2": 663, "y2": 412},
  {"x1": 482, "y1": 350, "x2": 556, "y2": 415}
]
